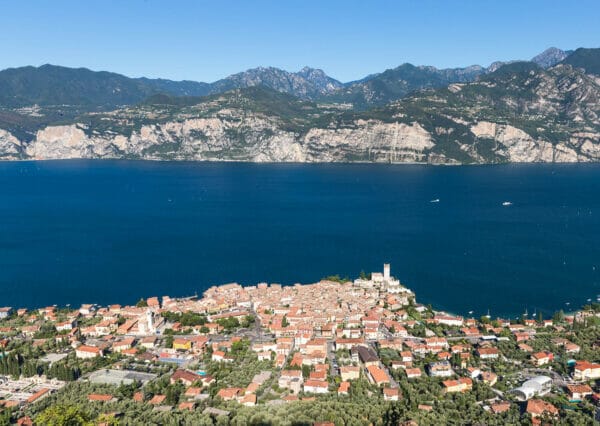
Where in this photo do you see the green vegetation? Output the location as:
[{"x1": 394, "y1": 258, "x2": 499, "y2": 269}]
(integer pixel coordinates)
[{"x1": 161, "y1": 311, "x2": 208, "y2": 327}]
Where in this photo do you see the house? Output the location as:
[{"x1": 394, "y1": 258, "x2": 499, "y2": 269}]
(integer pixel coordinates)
[
  {"x1": 200, "y1": 375, "x2": 215, "y2": 387},
  {"x1": 211, "y1": 349, "x2": 234, "y2": 363},
  {"x1": 184, "y1": 387, "x2": 203, "y2": 399},
  {"x1": 178, "y1": 401, "x2": 195, "y2": 411},
  {"x1": 309, "y1": 370, "x2": 327, "y2": 381},
  {"x1": 353, "y1": 346, "x2": 379, "y2": 367},
  {"x1": 26, "y1": 388, "x2": 51, "y2": 404},
  {"x1": 170, "y1": 369, "x2": 201, "y2": 386},
  {"x1": 391, "y1": 360, "x2": 411, "y2": 370},
  {"x1": 337, "y1": 381, "x2": 350, "y2": 395},
  {"x1": 405, "y1": 368, "x2": 422, "y2": 379},
  {"x1": 149, "y1": 394, "x2": 167, "y2": 405},
  {"x1": 173, "y1": 338, "x2": 191, "y2": 351},
  {"x1": 490, "y1": 401, "x2": 511, "y2": 414},
  {"x1": 79, "y1": 304, "x2": 95, "y2": 315},
  {"x1": 279, "y1": 370, "x2": 303, "y2": 394},
  {"x1": 526, "y1": 399, "x2": 558, "y2": 420},
  {"x1": 428, "y1": 361, "x2": 453, "y2": 377},
  {"x1": 340, "y1": 366, "x2": 360, "y2": 381},
  {"x1": 437, "y1": 351, "x2": 451, "y2": 360},
  {"x1": 442, "y1": 378, "x2": 473, "y2": 393},
  {"x1": 303, "y1": 380, "x2": 329, "y2": 394},
  {"x1": 140, "y1": 336, "x2": 157, "y2": 349},
  {"x1": 240, "y1": 393, "x2": 256, "y2": 407},
  {"x1": 476, "y1": 347, "x2": 499, "y2": 360},
  {"x1": 565, "y1": 384, "x2": 593, "y2": 402},
  {"x1": 530, "y1": 351, "x2": 553, "y2": 366},
  {"x1": 466, "y1": 367, "x2": 481, "y2": 379},
  {"x1": 573, "y1": 361, "x2": 600, "y2": 381},
  {"x1": 564, "y1": 343, "x2": 581, "y2": 354},
  {"x1": 480, "y1": 371, "x2": 498, "y2": 386},
  {"x1": 0, "y1": 307, "x2": 13, "y2": 319},
  {"x1": 216, "y1": 388, "x2": 244, "y2": 401},
  {"x1": 87, "y1": 393, "x2": 116, "y2": 403},
  {"x1": 366, "y1": 365, "x2": 390, "y2": 386},
  {"x1": 434, "y1": 314, "x2": 463, "y2": 327},
  {"x1": 518, "y1": 343, "x2": 534, "y2": 352},
  {"x1": 425, "y1": 337, "x2": 449, "y2": 350},
  {"x1": 334, "y1": 338, "x2": 366, "y2": 350},
  {"x1": 112, "y1": 337, "x2": 135, "y2": 353},
  {"x1": 56, "y1": 320, "x2": 76, "y2": 332},
  {"x1": 75, "y1": 345, "x2": 103, "y2": 358},
  {"x1": 16, "y1": 416, "x2": 33, "y2": 426},
  {"x1": 146, "y1": 297, "x2": 160, "y2": 308},
  {"x1": 383, "y1": 387, "x2": 400, "y2": 401}
]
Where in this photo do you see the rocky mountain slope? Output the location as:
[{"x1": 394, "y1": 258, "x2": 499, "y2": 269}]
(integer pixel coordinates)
[
  {"x1": 1, "y1": 57, "x2": 598, "y2": 164},
  {"x1": 531, "y1": 47, "x2": 572, "y2": 68},
  {"x1": 320, "y1": 63, "x2": 487, "y2": 109},
  {"x1": 0, "y1": 47, "x2": 580, "y2": 111},
  {"x1": 562, "y1": 48, "x2": 600, "y2": 75},
  {"x1": 0, "y1": 64, "x2": 343, "y2": 109},
  {"x1": 208, "y1": 66, "x2": 343, "y2": 99},
  {"x1": 0, "y1": 64, "x2": 211, "y2": 108},
  {"x1": 0, "y1": 47, "x2": 598, "y2": 164}
]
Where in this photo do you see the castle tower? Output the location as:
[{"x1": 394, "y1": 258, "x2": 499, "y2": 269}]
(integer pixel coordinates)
[
  {"x1": 146, "y1": 309, "x2": 155, "y2": 334},
  {"x1": 383, "y1": 263, "x2": 391, "y2": 280}
]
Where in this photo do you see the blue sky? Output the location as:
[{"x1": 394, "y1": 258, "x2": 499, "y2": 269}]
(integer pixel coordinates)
[{"x1": 1, "y1": 0, "x2": 598, "y2": 83}]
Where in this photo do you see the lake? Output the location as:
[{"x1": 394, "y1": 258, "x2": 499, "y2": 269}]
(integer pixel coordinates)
[{"x1": 0, "y1": 160, "x2": 598, "y2": 318}]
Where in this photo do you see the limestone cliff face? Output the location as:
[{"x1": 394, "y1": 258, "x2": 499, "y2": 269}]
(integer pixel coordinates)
[
  {"x1": 22, "y1": 119, "x2": 434, "y2": 162},
  {"x1": 8, "y1": 115, "x2": 598, "y2": 164},
  {"x1": 468, "y1": 121, "x2": 599, "y2": 163},
  {"x1": 302, "y1": 121, "x2": 433, "y2": 162},
  {"x1": 0, "y1": 129, "x2": 21, "y2": 159}
]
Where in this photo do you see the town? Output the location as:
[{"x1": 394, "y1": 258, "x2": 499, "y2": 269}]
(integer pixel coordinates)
[{"x1": 0, "y1": 264, "x2": 599, "y2": 425}]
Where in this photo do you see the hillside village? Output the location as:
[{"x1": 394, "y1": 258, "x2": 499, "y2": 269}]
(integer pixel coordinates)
[{"x1": 0, "y1": 265, "x2": 598, "y2": 424}]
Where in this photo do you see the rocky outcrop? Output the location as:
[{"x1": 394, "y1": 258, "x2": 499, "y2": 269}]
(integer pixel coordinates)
[
  {"x1": 0, "y1": 129, "x2": 21, "y2": 160},
  {"x1": 20, "y1": 119, "x2": 435, "y2": 163},
  {"x1": 468, "y1": 121, "x2": 598, "y2": 162},
  {"x1": 9, "y1": 114, "x2": 598, "y2": 164}
]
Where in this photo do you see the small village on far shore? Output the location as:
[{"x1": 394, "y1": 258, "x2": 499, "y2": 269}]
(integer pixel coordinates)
[{"x1": 0, "y1": 264, "x2": 599, "y2": 425}]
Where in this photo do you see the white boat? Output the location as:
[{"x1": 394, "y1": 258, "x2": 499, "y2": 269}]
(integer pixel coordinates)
[
  {"x1": 502, "y1": 201, "x2": 512, "y2": 206},
  {"x1": 430, "y1": 199, "x2": 440, "y2": 203}
]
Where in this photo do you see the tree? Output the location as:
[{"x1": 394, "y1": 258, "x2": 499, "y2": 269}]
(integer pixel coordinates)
[
  {"x1": 136, "y1": 298, "x2": 148, "y2": 308},
  {"x1": 36, "y1": 404, "x2": 90, "y2": 426},
  {"x1": 552, "y1": 310, "x2": 565, "y2": 323}
]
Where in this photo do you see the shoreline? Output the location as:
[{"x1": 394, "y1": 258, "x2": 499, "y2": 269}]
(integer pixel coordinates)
[{"x1": 4, "y1": 157, "x2": 600, "y2": 167}]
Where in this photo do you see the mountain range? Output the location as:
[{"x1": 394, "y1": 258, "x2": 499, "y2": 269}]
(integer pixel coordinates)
[{"x1": 0, "y1": 47, "x2": 598, "y2": 164}]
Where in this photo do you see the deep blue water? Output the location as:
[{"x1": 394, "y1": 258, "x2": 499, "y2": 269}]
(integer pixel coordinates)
[{"x1": 0, "y1": 160, "x2": 599, "y2": 317}]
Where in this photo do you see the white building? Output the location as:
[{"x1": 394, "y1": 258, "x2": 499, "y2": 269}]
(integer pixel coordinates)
[
  {"x1": 511, "y1": 376, "x2": 552, "y2": 401},
  {"x1": 0, "y1": 307, "x2": 12, "y2": 319}
]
